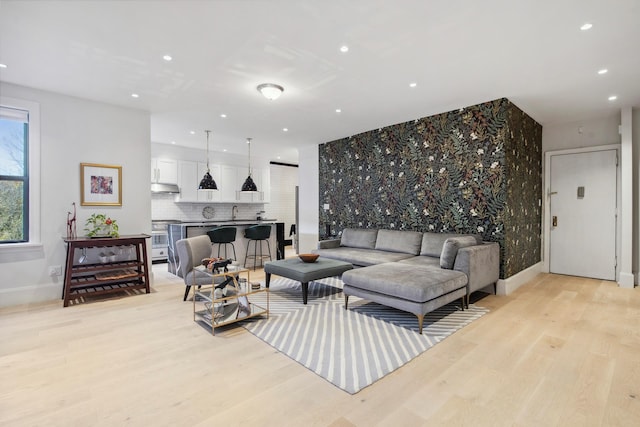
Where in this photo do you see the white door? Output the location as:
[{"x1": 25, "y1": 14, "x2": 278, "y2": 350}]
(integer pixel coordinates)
[{"x1": 549, "y1": 150, "x2": 617, "y2": 280}]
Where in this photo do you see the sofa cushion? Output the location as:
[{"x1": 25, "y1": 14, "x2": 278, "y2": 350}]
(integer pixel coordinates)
[
  {"x1": 397, "y1": 255, "x2": 441, "y2": 268},
  {"x1": 340, "y1": 228, "x2": 378, "y2": 249},
  {"x1": 314, "y1": 247, "x2": 414, "y2": 267},
  {"x1": 440, "y1": 236, "x2": 479, "y2": 269},
  {"x1": 420, "y1": 232, "x2": 482, "y2": 257},
  {"x1": 374, "y1": 229, "x2": 423, "y2": 255}
]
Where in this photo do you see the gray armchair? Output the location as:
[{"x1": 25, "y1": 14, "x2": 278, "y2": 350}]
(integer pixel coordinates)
[{"x1": 175, "y1": 235, "x2": 219, "y2": 301}]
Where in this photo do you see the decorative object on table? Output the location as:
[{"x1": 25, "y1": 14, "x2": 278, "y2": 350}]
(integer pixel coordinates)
[
  {"x1": 202, "y1": 205, "x2": 215, "y2": 219},
  {"x1": 250, "y1": 281, "x2": 261, "y2": 290},
  {"x1": 80, "y1": 163, "x2": 122, "y2": 206},
  {"x1": 198, "y1": 130, "x2": 218, "y2": 190},
  {"x1": 298, "y1": 253, "x2": 319, "y2": 263},
  {"x1": 66, "y1": 202, "x2": 77, "y2": 238},
  {"x1": 240, "y1": 137, "x2": 257, "y2": 192},
  {"x1": 244, "y1": 276, "x2": 488, "y2": 394},
  {"x1": 84, "y1": 213, "x2": 119, "y2": 238},
  {"x1": 202, "y1": 257, "x2": 232, "y2": 273}
]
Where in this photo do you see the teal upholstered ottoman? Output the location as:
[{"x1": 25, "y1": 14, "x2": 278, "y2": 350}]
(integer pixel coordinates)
[{"x1": 264, "y1": 257, "x2": 353, "y2": 304}]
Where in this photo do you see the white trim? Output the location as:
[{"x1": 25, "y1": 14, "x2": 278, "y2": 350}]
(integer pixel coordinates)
[
  {"x1": 0, "y1": 96, "x2": 41, "y2": 259},
  {"x1": 542, "y1": 144, "x2": 621, "y2": 277},
  {"x1": 619, "y1": 108, "x2": 633, "y2": 288},
  {"x1": 0, "y1": 281, "x2": 61, "y2": 308},
  {"x1": 618, "y1": 272, "x2": 634, "y2": 289},
  {"x1": 496, "y1": 262, "x2": 543, "y2": 295}
]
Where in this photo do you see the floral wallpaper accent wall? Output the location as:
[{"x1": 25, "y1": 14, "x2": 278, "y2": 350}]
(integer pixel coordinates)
[{"x1": 318, "y1": 98, "x2": 542, "y2": 279}]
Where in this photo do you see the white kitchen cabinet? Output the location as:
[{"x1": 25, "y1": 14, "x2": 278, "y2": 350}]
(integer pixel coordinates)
[
  {"x1": 219, "y1": 165, "x2": 238, "y2": 202},
  {"x1": 260, "y1": 167, "x2": 271, "y2": 203},
  {"x1": 177, "y1": 160, "x2": 198, "y2": 202},
  {"x1": 236, "y1": 167, "x2": 269, "y2": 203},
  {"x1": 177, "y1": 160, "x2": 220, "y2": 202},
  {"x1": 175, "y1": 163, "x2": 269, "y2": 204},
  {"x1": 151, "y1": 157, "x2": 178, "y2": 184},
  {"x1": 197, "y1": 163, "x2": 221, "y2": 202}
]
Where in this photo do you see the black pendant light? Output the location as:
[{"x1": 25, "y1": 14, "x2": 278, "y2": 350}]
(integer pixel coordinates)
[
  {"x1": 198, "y1": 130, "x2": 218, "y2": 190},
  {"x1": 241, "y1": 137, "x2": 258, "y2": 192}
]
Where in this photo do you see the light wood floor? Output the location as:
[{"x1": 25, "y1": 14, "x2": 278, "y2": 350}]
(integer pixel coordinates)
[{"x1": 1, "y1": 264, "x2": 639, "y2": 426}]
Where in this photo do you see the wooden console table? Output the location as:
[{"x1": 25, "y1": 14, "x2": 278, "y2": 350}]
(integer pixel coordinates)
[{"x1": 62, "y1": 234, "x2": 151, "y2": 307}]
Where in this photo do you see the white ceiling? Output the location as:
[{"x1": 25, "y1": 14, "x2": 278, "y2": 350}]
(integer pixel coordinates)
[{"x1": 1, "y1": 0, "x2": 639, "y2": 163}]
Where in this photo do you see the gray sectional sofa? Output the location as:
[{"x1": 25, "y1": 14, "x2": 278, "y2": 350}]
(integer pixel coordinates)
[{"x1": 313, "y1": 228, "x2": 499, "y2": 333}]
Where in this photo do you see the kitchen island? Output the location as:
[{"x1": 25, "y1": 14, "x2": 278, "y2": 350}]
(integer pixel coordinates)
[{"x1": 167, "y1": 220, "x2": 285, "y2": 276}]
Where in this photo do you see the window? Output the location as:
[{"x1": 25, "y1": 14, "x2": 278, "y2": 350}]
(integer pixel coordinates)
[
  {"x1": 0, "y1": 96, "x2": 40, "y2": 255},
  {"x1": 0, "y1": 106, "x2": 29, "y2": 242}
]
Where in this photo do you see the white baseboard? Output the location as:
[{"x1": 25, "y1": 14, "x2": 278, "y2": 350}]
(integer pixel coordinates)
[
  {"x1": 496, "y1": 262, "x2": 543, "y2": 295},
  {"x1": 0, "y1": 272, "x2": 158, "y2": 308},
  {"x1": 618, "y1": 272, "x2": 635, "y2": 289},
  {"x1": 0, "y1": 282, "x2": 62, "y2": 308}
]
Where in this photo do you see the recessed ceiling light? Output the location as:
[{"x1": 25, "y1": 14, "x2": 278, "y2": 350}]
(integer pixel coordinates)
[
  {"x1": 580, "y1": 23, "x2": 593, "y2": 31},
  {"x1": 163, "y1": 55, "x2": 172, "y2": 61},
  {"x1": 220, "y1": 114, "x2": 227, "y2": 118},
  {"x1": 277, "y1": 156, "x2": 281, "y2": 159},
  {"x1": 597, "y1": 69, "x2": 608, "y2": 75},
  {"x1": 131, "y1": 93, "x2": 139, "y2": 98},
  {"x1": 335, "y1": 109, "x2": 342, "y2": 113},
  {"x1": 223, "y1": 149, "x2": 227, "y2": 152},
  {"x1": 409, "y1": 82, "x2": 417, "y2": 88},
  {"x1": 608, "y1": 95, "x2": 617, "y2": 101},
  {"x1": 283, "y1": 128, "x2": 289, "y2": 132},
  {"x1": 171, "y1": 141, "x2": 176, "y2": 144},
  {"x1": 340, "y1": 45, "x2": 349, "y2": 53},
  {"x1": 0, "y1": 63, "x2": 7, "y2": 69},
  {"x1": 190, "y1": 130, "x2": 195, "y2": 135}
]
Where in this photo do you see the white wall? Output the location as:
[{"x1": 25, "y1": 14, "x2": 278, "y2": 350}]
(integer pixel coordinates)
[
  {"x1": 264, "y1": 164, "x2": 298, "y2": 239},
  {"x1": 0, "y1": 83, "x2": 151, "y2": 306},
  {"x1": 297, "y1": 145, "x2": 319, "y2": 253},
  {"x1": 542, "y1": 115, "x2": 621, "y2": 152}
]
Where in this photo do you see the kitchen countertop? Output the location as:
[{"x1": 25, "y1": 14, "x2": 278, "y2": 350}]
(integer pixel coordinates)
[{"x1": 173, "y1": 219, "x2": 279, "y2": 227}]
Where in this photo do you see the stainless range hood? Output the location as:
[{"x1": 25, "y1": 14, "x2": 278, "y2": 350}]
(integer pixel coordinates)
[{"x1": 151, "y1": 183, "x2": 180, "y2": 194}]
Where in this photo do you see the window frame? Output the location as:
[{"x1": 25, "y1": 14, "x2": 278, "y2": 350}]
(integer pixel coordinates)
[{"x1": 0, "y1": 96, "x2": 41, "y2": 259}]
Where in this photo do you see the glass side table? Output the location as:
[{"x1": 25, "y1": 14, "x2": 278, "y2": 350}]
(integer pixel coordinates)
[{"x1": 192, "y1": 265, "x2": 269, "y2": 335}]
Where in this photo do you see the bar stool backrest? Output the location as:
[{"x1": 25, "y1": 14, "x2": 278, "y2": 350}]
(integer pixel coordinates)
[
  {"x1": 244, "y1": 224, "x2": 271, "y2": 240},
  {"x1": 207, "y1": 227, "x2": 237, "y2": 244}
]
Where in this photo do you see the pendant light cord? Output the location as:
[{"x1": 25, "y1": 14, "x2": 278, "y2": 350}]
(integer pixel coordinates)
[
  {"x1": 205, "y1": 130, "x2": 212, "y2": 172},
  {"x1": 247, "y1": 137, "x2": 252, "y2": 177}
]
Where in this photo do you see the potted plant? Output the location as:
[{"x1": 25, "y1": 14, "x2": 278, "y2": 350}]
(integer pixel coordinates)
[{"x1": 85, "y1": 213, "x2": 119, "y2": 238}]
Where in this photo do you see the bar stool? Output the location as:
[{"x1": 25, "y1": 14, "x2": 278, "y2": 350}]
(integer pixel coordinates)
[
  {"x1": 207, "y1": 227, "x2": 237, "y2": 260},
  {"x1": 244, "y1": 224, "x2": 272, "y2": 270}
]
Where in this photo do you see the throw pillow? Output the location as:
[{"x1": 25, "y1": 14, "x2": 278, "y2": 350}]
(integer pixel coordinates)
[{"x1": 440, "y1": 236, "x2": 478, "y2": 269}]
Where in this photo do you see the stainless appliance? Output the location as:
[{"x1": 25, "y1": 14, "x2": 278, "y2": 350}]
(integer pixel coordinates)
[{"x1": 151, "y1": 220, "x2": 181, "y2": 262}]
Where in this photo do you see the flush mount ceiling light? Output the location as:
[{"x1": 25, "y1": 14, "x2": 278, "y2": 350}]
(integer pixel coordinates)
[
  {"x1": 198, "y1": 130, "x2": 218, "y2": 191},
  {"x1": 580, "y1": 23, "x2": 593, "y2": 31},
  {"x1": 241, "y1": 138, "x2": 258, "y2": 192},
  {"x1": 257, "y1": 83, "x2": 284, "y2": 100}
]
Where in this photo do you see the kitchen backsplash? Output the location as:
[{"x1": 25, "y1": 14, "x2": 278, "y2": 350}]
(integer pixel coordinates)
[{"x1": 152, "y1": 194, "x2": 266, "y2": 221}]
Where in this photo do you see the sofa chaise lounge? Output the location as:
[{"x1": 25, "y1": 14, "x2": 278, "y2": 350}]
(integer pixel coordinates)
[{"x1": 313, "y1": 228, "x2": 499, "y2": 333}]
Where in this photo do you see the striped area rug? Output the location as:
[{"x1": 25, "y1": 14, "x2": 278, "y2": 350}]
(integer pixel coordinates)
[{"x1": 243, "y1": 277, "x2": 488, "y2": 394}]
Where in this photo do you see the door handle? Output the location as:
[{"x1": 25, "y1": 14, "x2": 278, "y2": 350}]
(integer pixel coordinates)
[{"x1": 552, "y1": 216, "x2": 558, "y2": 227}]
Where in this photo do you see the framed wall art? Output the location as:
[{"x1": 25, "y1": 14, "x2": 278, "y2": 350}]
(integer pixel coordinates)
[{"x1": 80, "y1": 163, "x2": 122, "y2": 206}]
